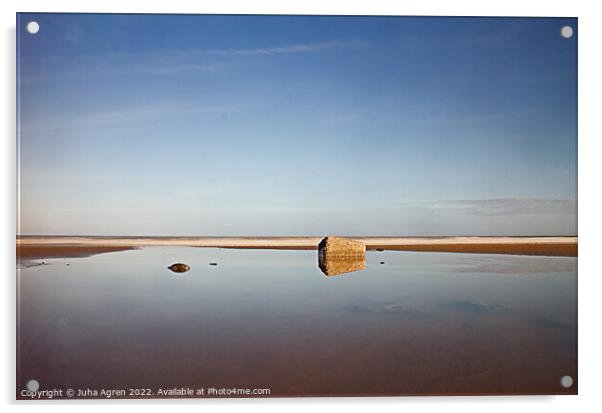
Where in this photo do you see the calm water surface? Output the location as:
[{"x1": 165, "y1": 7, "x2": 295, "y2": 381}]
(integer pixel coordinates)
[{"x1": 17, "y1": 247, "x2": 577, "y2": 397}]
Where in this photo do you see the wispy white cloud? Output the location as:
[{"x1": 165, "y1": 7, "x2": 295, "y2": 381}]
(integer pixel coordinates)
[
  {"x1": 20, "y1": 102, "x2": 247, "y2": 133},
  {"x1": 142, "y1": 62, "x2": 228, "y2": 75},
  {"x1": 426, "y1": 198, "x2": 576, "y2": 216},
  {"x1": 205, "y1": 39, "x2": 367, "y2": 56},
  {"x1": 19, "y1": 39, "x2": 368, "y2": 84}
]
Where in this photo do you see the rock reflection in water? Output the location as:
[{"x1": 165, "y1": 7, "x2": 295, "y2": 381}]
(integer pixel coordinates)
[{"x1": 318, "y1": 254, "x2": 366, "y2": 276}]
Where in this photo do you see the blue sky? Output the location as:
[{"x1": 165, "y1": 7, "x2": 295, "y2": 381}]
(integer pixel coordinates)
[{"x1": 17, "y1": 14, "x2": 577, "y2": 236}]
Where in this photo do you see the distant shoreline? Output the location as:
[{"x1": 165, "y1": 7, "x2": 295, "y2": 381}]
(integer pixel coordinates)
[{"x1": 16, "y1": 236, "x2": 578, "y2": 260}]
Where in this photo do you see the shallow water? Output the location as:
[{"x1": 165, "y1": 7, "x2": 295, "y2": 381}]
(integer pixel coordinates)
[{"x1": 17, "y1": 247, "x2": 577, "y2": 397}]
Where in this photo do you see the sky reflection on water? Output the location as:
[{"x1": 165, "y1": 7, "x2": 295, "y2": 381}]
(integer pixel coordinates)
[{"x1": 17, "y1": 247, "x2": 577, "y2": 397}]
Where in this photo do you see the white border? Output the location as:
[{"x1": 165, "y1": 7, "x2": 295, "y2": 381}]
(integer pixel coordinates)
[{"x1": 3, "y1": 1, "x2": 601, "y2": 412}]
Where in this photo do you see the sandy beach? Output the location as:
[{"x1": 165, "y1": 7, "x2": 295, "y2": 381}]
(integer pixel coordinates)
[{"x1": 16, "y1": 236, "x2": 578, "y2": 261}]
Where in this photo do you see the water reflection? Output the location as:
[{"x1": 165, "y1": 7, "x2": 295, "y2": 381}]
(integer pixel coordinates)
[
  {"x1": 17, "y1": 247, "x2": 577, "y2": 397},
  {"x1": 318, "y1": 253, "x2": 366, "y2": 276}
]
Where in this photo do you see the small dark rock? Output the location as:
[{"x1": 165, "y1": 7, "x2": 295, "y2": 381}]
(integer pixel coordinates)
[
  {"x1": 209, "y1": 262, "x2": 218, "y2": 266},
  {"x1": 380, "y1": 261, "x2": 385, "y2": 264},
  {"x1": 168, "y1": 263, "x2": 190, "y2": 273}
]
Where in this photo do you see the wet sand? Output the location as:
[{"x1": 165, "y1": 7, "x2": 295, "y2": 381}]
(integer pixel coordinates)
[
  {"x1": 17, "y1": 236, "x2": 577, "y2": 260},
  {"x1": 369, "y1": 243, "x2": 577, "y2": 257},
  {"x1": 18, "y1": 307, "x2": 577, "y2": 397},
  {"x1": 17, "y1": 244, "x2": 135, "y2": 261}
]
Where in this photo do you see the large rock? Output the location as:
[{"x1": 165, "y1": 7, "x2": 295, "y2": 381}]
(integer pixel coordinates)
[{"x1": 318, "y1": 236, "x2": 366, "y2": 257}]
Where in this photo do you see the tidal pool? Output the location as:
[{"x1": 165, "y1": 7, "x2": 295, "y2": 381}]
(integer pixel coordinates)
[{"x1": 17, "y1": 247, "x2": 577, "y2": 398}]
